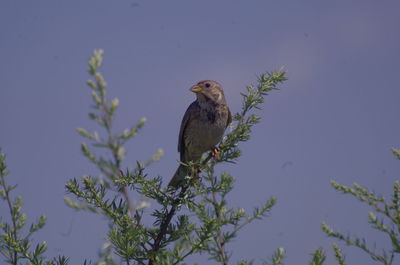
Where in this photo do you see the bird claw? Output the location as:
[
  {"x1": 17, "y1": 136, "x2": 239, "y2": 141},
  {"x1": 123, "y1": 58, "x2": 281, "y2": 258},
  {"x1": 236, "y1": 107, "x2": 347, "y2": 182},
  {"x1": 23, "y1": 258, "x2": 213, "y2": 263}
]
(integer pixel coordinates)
[
  {"x1": 190, "y1": 166, "x2": 202, "y2": 174},
  {"x1": 211, "y1": 146, "x2": 221, "y2": 160}
]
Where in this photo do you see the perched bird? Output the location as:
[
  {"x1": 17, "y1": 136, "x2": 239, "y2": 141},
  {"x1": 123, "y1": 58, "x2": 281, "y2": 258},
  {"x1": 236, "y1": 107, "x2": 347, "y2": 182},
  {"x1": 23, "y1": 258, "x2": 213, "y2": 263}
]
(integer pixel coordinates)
[{"x1": 168, "y1": 80, "x2": 232, "y2": 188}]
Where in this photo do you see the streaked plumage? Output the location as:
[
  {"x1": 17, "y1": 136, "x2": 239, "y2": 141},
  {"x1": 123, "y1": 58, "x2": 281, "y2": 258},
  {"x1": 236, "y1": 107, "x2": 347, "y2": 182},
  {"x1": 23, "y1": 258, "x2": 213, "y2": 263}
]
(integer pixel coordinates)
[{"x1": 168, "y1": 80, "x2": 231, "y2": 188}]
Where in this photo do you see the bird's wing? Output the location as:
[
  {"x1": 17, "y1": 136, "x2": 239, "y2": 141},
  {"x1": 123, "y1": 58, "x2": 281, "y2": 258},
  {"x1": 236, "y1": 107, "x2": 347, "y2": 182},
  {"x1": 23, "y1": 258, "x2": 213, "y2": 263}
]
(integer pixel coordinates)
[
  {"x1": 226, "y1": 106, "x2": 232, "y2": 128},
  {"x1": 178, "y1": 101, "x2": 199, "y2": 161}
]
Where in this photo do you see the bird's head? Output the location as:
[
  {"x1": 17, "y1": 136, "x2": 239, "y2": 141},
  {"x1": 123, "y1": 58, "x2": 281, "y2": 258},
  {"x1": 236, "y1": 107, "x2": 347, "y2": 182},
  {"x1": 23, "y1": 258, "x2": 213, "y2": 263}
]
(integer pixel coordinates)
[{"x1": 190, "y1": 80, "x2": 226, "y2": 105}]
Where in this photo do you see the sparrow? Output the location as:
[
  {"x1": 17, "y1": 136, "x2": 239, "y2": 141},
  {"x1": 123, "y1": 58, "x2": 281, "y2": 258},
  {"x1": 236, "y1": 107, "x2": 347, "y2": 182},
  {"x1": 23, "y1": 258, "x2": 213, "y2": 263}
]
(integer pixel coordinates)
[{"x1": 168, "y1": 80, "x2": 232, "y2": 188}]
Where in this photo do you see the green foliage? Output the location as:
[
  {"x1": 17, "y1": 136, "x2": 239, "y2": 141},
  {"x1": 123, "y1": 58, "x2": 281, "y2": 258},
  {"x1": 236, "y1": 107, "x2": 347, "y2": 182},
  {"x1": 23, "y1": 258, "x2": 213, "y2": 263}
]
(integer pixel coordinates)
[
  {"x1": 64, "y1": 50, "x2": 288, "y2": 265},
  {"x1": 391, "y1": 148, "x2": 400, "y2": 161},
  {"x1": 220, "y1": 70, "x2": 285, "y2": 163},
  {"x1": 332, "y1": 243, "x2": 346, "y2": 265},
  {"x1": 0, "y1": 151, "x2": 69, "y2": 265},
  {"x1": 3, "y1": 48, "x2": 399, "y2": 265},
  {"x1": 322, "y1": 172, "x2": 400, "y2": 264},
  {"x1": 261, "y1": 248, "x2": 285, "y2": 265},
  {"x1": 308, "y1": 248, "x2": 326, "y2": 265}
]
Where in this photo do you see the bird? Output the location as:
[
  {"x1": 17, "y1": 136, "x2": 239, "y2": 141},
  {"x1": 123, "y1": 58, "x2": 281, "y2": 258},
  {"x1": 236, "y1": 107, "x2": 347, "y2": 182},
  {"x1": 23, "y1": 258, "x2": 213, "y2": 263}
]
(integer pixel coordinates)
[{"x1": 168, "y1": 80, "x2": 232, "y2": 188}]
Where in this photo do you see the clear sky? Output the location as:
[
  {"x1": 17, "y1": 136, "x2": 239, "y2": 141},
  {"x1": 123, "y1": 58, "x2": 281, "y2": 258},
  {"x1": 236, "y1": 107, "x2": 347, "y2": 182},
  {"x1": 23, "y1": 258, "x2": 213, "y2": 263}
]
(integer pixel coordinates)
[{"x1": 1, "y1": 1, "x2": 400, "y2": 264}]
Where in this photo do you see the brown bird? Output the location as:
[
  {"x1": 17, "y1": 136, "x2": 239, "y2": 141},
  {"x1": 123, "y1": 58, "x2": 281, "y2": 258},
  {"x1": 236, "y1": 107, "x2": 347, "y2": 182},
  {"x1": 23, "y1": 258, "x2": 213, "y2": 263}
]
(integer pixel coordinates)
[{"x1": 168, "y1": 80, "x2": 232, "y2": 188}]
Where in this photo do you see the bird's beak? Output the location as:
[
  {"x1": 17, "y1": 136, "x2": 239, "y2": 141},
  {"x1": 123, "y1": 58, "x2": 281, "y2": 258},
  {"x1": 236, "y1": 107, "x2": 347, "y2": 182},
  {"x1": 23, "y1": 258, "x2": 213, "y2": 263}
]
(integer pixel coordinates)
[{"x1": 190, "y1": 85, "x2": 202, "y2": 93}]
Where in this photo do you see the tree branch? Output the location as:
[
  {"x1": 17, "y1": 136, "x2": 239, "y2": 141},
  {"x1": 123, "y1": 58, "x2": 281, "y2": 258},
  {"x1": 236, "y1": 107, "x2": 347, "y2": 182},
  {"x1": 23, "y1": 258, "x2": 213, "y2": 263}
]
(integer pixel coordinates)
[{"x1": 149, "y1": 186, "x2": 189, "y2": 265}]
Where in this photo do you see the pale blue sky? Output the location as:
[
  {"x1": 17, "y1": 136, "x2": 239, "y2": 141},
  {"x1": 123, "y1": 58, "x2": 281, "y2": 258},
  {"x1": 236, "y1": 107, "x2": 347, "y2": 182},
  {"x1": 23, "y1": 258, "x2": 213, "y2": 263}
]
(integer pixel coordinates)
[{"x1": 1, "y1": 1, "x2": 400, "y2": 264}]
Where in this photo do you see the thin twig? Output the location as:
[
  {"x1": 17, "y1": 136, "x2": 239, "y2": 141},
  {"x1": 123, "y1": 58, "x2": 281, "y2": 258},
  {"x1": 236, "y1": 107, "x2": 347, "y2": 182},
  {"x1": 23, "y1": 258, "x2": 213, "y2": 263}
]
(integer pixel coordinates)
[
  {"x1": 0, "y1": 167, "x2": 18, "y2": 265},
  {"x1": 149, "y1": 186, "x2": 188, "y2": 265},
  {"x1": 210, "y1": 182, "x2": 228, "y2": 264},
  {"x1": 100, "y1": 98, "x2": 134, "y2": 218}
]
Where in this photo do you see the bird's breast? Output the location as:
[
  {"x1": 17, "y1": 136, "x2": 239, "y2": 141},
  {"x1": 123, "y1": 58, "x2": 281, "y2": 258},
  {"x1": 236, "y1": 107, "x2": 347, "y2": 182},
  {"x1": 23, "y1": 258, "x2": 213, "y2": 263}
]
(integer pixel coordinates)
[
  {"x1": 183, "y1": 104, "x2": 229, "y2": 161},
  {"x1": 198, "y1": 107, "x2": 228, "y2": 145}
]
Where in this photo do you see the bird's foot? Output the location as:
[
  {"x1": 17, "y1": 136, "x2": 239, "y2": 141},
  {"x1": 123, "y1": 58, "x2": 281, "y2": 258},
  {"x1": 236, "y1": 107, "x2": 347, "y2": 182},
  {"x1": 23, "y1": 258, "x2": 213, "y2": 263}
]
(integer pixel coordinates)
[
  {"x1": 211, "y1": 146, "x2": 221, "y2": 160},
  {"x1": 190, "y1": 166, "x2": 202, "y2": 174}
]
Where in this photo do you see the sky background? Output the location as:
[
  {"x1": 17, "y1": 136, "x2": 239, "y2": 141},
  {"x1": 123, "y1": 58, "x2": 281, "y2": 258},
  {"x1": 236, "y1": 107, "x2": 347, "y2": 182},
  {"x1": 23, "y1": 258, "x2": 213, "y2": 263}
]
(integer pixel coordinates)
[{"x1": 1, "y1": 1, "x2": 400, "y2": 264}]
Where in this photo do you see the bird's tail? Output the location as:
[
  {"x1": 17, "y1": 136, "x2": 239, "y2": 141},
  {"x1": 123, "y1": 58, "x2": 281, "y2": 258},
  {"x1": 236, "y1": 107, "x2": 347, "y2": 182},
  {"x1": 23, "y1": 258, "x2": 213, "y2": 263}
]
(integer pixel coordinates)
[{"x1": 168, "y1": 164, "x2": 198, "y2": 188}]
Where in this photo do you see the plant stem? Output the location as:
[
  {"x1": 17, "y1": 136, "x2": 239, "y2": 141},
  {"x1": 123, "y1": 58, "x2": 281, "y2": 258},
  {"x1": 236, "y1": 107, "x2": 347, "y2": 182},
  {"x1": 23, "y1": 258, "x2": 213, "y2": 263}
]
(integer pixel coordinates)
[
  {"x1": 0, "y1": 169, "x2": 18, "y2": 265},
  {"x1": 149, "y1": 186, "x2": 188, "y2": 265},
  {"x1": 100, "y1": 97, "x2": 134, "y2": 218},
  {"x1": 211, "y1": 186, "x2": 228, "y2": 265}
]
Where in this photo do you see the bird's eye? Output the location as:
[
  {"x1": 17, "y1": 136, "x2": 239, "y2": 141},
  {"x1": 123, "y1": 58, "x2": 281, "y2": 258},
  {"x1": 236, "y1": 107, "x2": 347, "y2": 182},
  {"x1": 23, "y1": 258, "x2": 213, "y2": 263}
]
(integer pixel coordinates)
[{"x1": 205, "y1": 83, "x2": 211, "y2": 88}]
